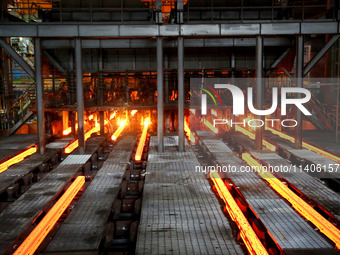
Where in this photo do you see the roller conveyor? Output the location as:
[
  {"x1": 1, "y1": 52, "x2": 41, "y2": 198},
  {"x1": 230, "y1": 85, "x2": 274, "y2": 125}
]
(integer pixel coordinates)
[
  {"x1": 45, "y1": 136, "x2": 135, "y2": 254},
  {"x1": 0, "y1": 139, "x2": 74, "y2": 196},
  {"x1": 0, "y1": 137, "x2": 105, "y2": 255},
  {"x1": 0, "y1": 135, "x2": 38, "y2": 162},
  {"x1": 135, "y1": 136, "x2": 243, "y2": 255},
  {"x1": 197, "y1": 133, "x2": 335, "y2": 254}
]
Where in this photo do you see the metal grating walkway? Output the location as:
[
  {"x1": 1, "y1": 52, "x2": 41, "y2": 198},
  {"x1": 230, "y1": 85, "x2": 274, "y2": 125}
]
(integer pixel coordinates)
[{"x1": 136, "y1": 136, "x2": 243, "y2": 255}]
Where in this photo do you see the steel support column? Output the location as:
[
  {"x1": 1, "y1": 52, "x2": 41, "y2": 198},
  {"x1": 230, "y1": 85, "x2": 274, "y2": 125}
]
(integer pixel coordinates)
[
  {"x1": 75, "y1": 38, "x2": 85, "y2": 153},
  {"x1": 157, "y1": 37, "x2": 164, "y2": 152},
  {"x1": 178, "y1": 37, "x2": 185, "y2": 152},
  {"x1": 295, "y1": 35, "x2": 304, "y2": 149},
  {"x1": 255, "y1": 36, "x2": 263, "y2": 151},
  {"x1": 98, "y1": 49, "x2": 104, "y2": 135},
  {"x1": 35, "y1": 38, "x2": 45, "y2": 155},
  {"x1": 230, "y1": 52, "x2": 236, "y2": 133}
]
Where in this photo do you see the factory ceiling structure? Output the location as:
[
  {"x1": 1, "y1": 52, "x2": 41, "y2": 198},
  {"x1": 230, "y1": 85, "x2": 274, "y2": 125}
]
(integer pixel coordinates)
[{"x1": 0, "y1": 0, "x2": 339, "y2": 254}]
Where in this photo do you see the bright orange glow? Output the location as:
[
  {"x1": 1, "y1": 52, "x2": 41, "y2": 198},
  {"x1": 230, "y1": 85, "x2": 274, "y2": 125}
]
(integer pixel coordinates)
[
  {"x1": 135, "y1": 118, "x2": 150, "y2": 161},
  {"x1": 65, "y1": 124, "x2": 102, "y2": 154},
  {"x1": 131, "y1": 110, "x2": 138, "y2": 116},
  {"x1": 63, "y1": 124, "x2": 78, "y2": 136},
  {"x1": 111, "y1": 120, "x2": 127, "y2": 141},
  {"x1": 203, "y1": 119, "x2": 218, "y2": 134},
  {"x1": 0, "y1": 146, "x2": 37, "y2": 174},
  {"x1": 265, "y1": 126, "x2": 340, "y2": 163},
  {"x1": 210, "y1": 171, "x2": 268, "y2": 255},
  {"x1": 184, "y1": 120, "x2": 196, "y2": 143},
  {"x1": 88, "y1": 114, "x2": 94, "y2": 120},
  {"x1": 242, "y1": 153, "x2": 340, "y2": 249},
  {"x1": 109, "y1": 111, "x2": 116, "y2": 120},
  {"x1": 13, "y1": 176, "x2": 85, "y2": 255}
]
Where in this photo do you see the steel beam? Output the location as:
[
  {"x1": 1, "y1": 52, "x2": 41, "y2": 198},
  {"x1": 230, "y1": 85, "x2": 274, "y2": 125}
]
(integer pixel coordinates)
[
  {"x1": 157, "y1": 37, "x2": 164, "y2": 153},
  {"x1": 0, "y1": 22, "x2": 339, "y2": 37},
  {"x1": 255, "y1": 36, "x2": 263, "y2": 151},
  {"x1": 75, "y1": 38, "x2": 85, "y2": 153},
  {"x1": 41, "y1": 38, "x2": 292, "y2": 49},
  {"x1": 266, "y1": 47, "x2": 292, "y2": 76},
  {"x1": 295, "y1": 35, "x2": 304, "y2": 149},
  {"x1": 43, "y1": 50, "x2": 67, "y2": 77},
  {"x1": 303, "y1": 34, "x2": 340, "y2": 76},
  {"x1": 0, "y1": 39, "x2": 35, "y2": 79},
  {"x1": 178, "y1": 37, "x2": 185, "y2": 152},
  {"x1": 34, "y1": 38, "x2": 45, "y2": 155}
]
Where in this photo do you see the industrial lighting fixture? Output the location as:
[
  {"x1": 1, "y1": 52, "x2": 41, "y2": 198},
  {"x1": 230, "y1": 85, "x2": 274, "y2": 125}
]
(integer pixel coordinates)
[
  {"x1": 242, "y1": 153, "x2": 340, "y2": 249},
  {"x1": 135, "y1": 118, "x2": 150, "y2": 161},
  {"x1": 266, "y1": 126, "x2": 340, "y2": 163},
  {"x1": 210, "y1": 171, "x2": 269, "y2": 255},
  {"x1": 0, "y1": 146, "x2": 37, "y2": 174},
  {"x1": 13, "y1": 176, "x2": 85, "y2": 255}
]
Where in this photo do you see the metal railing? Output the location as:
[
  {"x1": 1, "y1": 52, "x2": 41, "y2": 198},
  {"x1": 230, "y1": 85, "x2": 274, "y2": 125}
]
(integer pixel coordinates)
[{"x1": 1, "y1": 0, "x2": 338, "y2": 24}]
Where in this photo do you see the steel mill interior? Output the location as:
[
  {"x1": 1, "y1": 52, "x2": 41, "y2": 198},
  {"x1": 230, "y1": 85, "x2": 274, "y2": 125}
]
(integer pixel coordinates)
[{"x1": 0, "y1": 0, "x2": 340, "y2": 255}]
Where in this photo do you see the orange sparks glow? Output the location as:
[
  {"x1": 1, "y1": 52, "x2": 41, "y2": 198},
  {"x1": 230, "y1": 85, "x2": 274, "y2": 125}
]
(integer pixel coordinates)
[
  {"x1": 0, "y1": 146, "x2": 37, "y2": 174},
  {"x1": 184, "y1": 120, "x2": 196, "y2": 143},
  {"x1": 210, "y1": 171, "x2": 268, "y2": 255},
  {"x1": 203, "y1": 119, "x2": 218, "y2": 134},
  {"x1": 242, "y1": 153, "x2": 340, "y2": 249},
  {"x1": 131, "y1": 110, "x2": 138, "y2": 116},
  {"x1": 135, "y1": 118, "x2": 150, "y2": 161},
  {"x1": 265, "y1": 126, "x2": 340, "y2": 163},
  {"x1": 111, "y1": 120, "x2": 127, "y2": 141},
  {"x1": 13, "y1": 176, "x2": 85, "y2": 255}
]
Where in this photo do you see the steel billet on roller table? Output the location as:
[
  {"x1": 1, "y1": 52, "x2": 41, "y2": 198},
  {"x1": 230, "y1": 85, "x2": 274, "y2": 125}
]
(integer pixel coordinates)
[
  {"x1": 0, "y1": 136, "x2": 106, "y2": 255},
  {"x1": 136, "y1": 136, "x2": 243, "y2": 255},
  {"x1": 197, "y1": 131, "x2": 336, "y2": 254},
  {"x1": 45, "y1": 136, "x2": 136, "y2": 254},
  {"x1": 0, "y1": 139, "x2": 73, "y2": 205}
]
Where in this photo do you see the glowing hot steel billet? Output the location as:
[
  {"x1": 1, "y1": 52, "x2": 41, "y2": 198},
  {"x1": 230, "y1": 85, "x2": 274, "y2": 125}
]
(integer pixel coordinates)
[
  {"x1": 0, "y1": 146, "x2": 37, "y2": 174},
  {"x1": 135, "y1": 118, "x2": 150, "y2": 161},
  {"x1": 210, "y1": 171, "x2": 269, "y2": 255},
  {"x1": 242, "y1": 153, "x2": 340, "y2": 249},
  {"x1": 111, "y1": 120, "x2": 127, "y2": 141},
  {"x1": 13, "y1": 176, "x2": 85, "y2": 255},
  {"x1": 266, "y1": 126, "x2": 340, "y2": 163}
]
